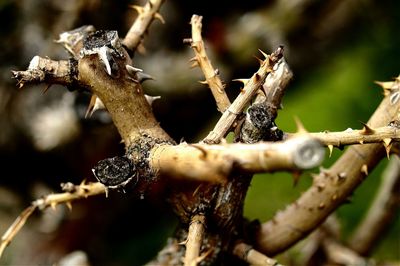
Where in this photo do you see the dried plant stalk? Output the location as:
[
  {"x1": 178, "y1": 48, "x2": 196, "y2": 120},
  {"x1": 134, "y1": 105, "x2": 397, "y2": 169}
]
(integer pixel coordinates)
[
  {"x1": 190, "y1": 15, "x2": 231, "y2": 112},
  {"x1": 184, "y1": 214, "x2": 206, "y2": 266},
  {"x1": 233, "y1": 243, "x2": 281, "y2": 266}
]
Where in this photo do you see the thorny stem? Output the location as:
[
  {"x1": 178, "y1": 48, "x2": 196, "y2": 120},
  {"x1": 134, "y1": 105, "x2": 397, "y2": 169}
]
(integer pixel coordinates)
[
  {"x1": 123, "y1": 0, "x2": 165, "y2": 54},
  {"x1": 256, "y1": 79, "x2": 400, "y2": 256},
  {"x1": 348, "y1": 155, "x2": 400, "y2": 255},
  {"x1": 184, "y1": 214, "x2": 206, "y2": 266},
  {"x1": 189, "y1": 15, "x2": 231, "y2": 112},
  {"x1": 0, "y1": 182, "x2": 106, "y2": 258},
  {"x1": 150, "y1": 136, "x2": 325, "y2": 182},
  {"x1": 204, "y1": 47, "x2": 283, "y2": 143}
]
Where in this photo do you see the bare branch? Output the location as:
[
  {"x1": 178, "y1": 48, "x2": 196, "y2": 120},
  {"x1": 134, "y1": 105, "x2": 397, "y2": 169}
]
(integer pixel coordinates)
[
  {"x1": 0, "y1": 182, "x2": 106, "y2": 258},
  {"x1": 12, "y1": 56, "x2": 77, "y2": 89},
  {"x1": 348, "y1": 155, "x2": 400, "y2": 255},
  {"x1": 322, "y1": 238, "x2": 373, "y2": 266},
  {"x1": 184, "y1": 214, "x2": 206, "y2": 266},
  {"x1": 256, "y1": 78, "x2": 400, "y2": 256},
  {"x1": 189, "y1": 15, "x2": 231, "y2": 112},
  {"x1": 150, "y1": 136, "x2": 324, "y2": 182},
  {"x1": 233, "y1": 242, "x2": 282, "y2": 266},
  {"x1": 204, "y1": 47, "x2": 284, "y2": 143},
  {"x1": 123, "y1": 0, "x2": 165, "y2": 53}
]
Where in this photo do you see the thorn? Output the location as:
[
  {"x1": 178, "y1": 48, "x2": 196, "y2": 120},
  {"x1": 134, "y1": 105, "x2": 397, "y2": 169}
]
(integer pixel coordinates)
[
  {"x1": 359, "y1": 140, "x2": 364, "y2": 145},
  {"x1": 361, "y1": 164, "x2": 369, "y2": 176},
  {"x1": 253, "y1": 55, "x2": 264, "y2": 66},
  {"x1": 144, "y1": 94, "x2": 161, "y2": 106},
  {"x1": 42, "y1": 84, "x2": 52, "y2": 94},
  {"x1": 232, "y1": 79, "x2": 249, "y2": 85},
  {"x1": 137, "y1": 72, "x2": 155, "y2": 83},
  {"x1": 198, "y1": 80, "x2": 208, "y2": 85},
  {"x1": 97, "y1": 47, "x2": 111, "y2": 76},
  {"x1": 66, "y1": 201, "x2": 72, "y2": 211},
  {"x1": 129, "y1": 5, "x2": 144, "y2": 15},
  {"x1": 190, "y1": 61, "x2": 199, "y2": 68},
  {"x1": 258, "y1": 49, "x2": 269, "y2": 59},
  {"x1": 294, "y1": 116, "x2": 308, "y2": 134},
  {"x1": 137, "y1": 42, "x2": 146, "y2": 54},
  {"x1": 327, "y1": 145, "x2": 334, "y2": 157},
  {"x1": 85, "y1": 95, "x2": 105, "y2": 118},
  {"x1": 374, "y1": 81, "x2": 394, "y2": 90},
  {"x1": 154, "y1": 12, "x2": 165, "y2": 24},
  {"x1": 360, "y1": 122, "x2": 375, "y2": 135},
  {"x1": 382, "y1": 138, "x2": 392, "y2": 159},
  {"x1": 50, "y1": 202, "x2": 57, "y2": 210},
  {"x1": 126, "y1": 65, "x2": 143, "y2": 77}
]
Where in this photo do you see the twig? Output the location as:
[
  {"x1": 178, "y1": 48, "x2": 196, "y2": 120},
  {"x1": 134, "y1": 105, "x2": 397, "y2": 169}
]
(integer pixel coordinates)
[
  {"x1": 233, "y1": 242, "x2": 282, "y2": 266},
  {"x1": 322, "y1": 238, "x2": 373, "y2": 266},
  {"x1": 123, "y1": 0, "x2": 165, "y2": 53},
  {"x1": 184, "y1": 214, "x2": 206, "y2": 266},
  {"x1": 150, "y1": 136, "x2": 325, "y2": 182},
  {"x1": 288, "y1": 124, "x2": 400, "y2": 157},
  {"x1": 0, "y1": 182, "x2": 106, "y2": 258},
  {"x1": 189, "y1": 15, "x2": 231, "y2": 112},
  {"x1": 256, "y1": 77, "x2": 400, "y2": 256},
  {"x1": 348, "y1": 155, "x2": 400, "y2": 255},
  {"x1": 204, "y1": 47, "x2": 284, "y2": 143}
]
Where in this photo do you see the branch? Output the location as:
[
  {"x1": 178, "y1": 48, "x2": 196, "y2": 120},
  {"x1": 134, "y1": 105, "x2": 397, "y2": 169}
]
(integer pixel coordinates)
[
  {"x1": 233, "y1": 242, "x2": 282, "y2": 266},
  {"x1": 150, "y1": 136, "x2": 325, "y2": 182},
  {"x1": 184, "y1": 214, "x2": 206, "y2": 266},
  {"x1": 348, "y1": 155, "x2": 400, "y2": 255},
  {"x1": 204, "y1": 47, "x2": 284, "y2": 143},
  {"x1": 123, "y1": 0, "x2": 165, "y2": 53},
  {"x1": 0, "y1": 182, "x2": 106, "y2": 258},
  {"x1": 12, "y1": 56, "x2": 77, "y2": 89},
  {"x1": 188, "y1": 15, "x2": 231, "y2": 112},
  {"x1": 288, "y1": 123, "x2": 400, "y2": 157},
  {"x1": 322, "y1": 238, "x2": 373, "y2": 266},
  {"x1": 256, "y1": 78, "x2": 400, "y2": 256}
]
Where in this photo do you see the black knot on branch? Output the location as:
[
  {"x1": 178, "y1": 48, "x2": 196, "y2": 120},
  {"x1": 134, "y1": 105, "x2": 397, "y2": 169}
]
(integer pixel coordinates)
[{"x1": 92, "y1": 156, "x2": 137, "y2": 189}]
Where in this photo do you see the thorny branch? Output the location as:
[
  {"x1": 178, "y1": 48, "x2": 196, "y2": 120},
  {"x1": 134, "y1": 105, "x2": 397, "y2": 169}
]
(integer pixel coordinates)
[
  {"x1": 256, "y1": 78, "x2": 400, "y2": 256},
  {"x1": 188, "y1": 15, "x2": 231, "y2": 113},
  {"x1": 0, "y1": 182, "x2": 106, "y2": 257},
  {"x1": 233, "y1": 243, "x2": 281, "y2": 266},
  {"x1": 348, "y1": 155, "x2": 400, "y2": 255}
]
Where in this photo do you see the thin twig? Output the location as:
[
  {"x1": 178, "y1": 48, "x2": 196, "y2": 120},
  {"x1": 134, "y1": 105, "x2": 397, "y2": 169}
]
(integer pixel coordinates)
[
  {"x1": 150, "y1": 136, "x2": 325, "y2": 182},
  {"x1": 256, "y1": 77, "x2": 400, "y2": 256},
  {"x1": 123, "y1": 0, "x2": 165, "y2": 53},
  {"x1": 204, "y1": 47, "x2": 284, "y2": 143},
  {"x1": 348, "y1": 155, "x2": 400, "y2": 255},
  {"x1": 233, "y1": 242, "x2": 282, "y2": 266},
  {"x1": 189, "y1": 15, "x2": 231, "y2": 112},
  {"x1": 184, "y1": 214, "x2": 206, "y2": 266},
  {"x1": 322, "y1": 238, "x2": 373, "y2": 266},
  {"x1": 0, "y1": 182, "x2": 106, "y2": 258}
]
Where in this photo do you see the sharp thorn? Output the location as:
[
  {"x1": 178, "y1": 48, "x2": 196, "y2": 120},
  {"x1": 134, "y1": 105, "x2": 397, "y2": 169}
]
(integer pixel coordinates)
[
  {"x1": 85, "y1": 95, "x2": 105, "y2": 118},
  {"x1": 232, "y1": 79, "x2": 249, "y2": 85},
  {"x1": 50, "y1": 202, "x2": 57, "y2": 210},
  {"x1": 97, "y1": 47, "x2": 111, "y2": 76},
  {"x1": 154, "y1": 12, "x2": 165, "y2": 24},
  {"x1": 198, "y1": 80, "x2": 208, "y2": 85},
  {"x1": 360, "y1": 122, "x2": 375, "y2": 135},
  {"x1": 258, "y1": 49, "x2": 269, "y2": 59},
  {"x1": 328, "y1": 145, "x2": 334, "y2": 157},
  {"x1": 361, "y1": 164, "x2": 369, "y2": 176},
  {"x1": 294, "y1": 116, "x2": 308, "y2": 134},
  {"x1": 137, "y1": 72, "x2": 155, "y2": 83},
  {"x1": 145, "y1": 94, "x2": 161, "y2": 106},
  {"x1": 129, "y1": 5, "x2": 144, "y2": 14},
  {"x1": 383, "y1": 138, "x2": 392, "y2": 159},
  {"x1": 374, "y1": 81, "x2": 394, "y2": 90},
  {"x1": 126, "y1": 65, "x2": 143, "y2": 77},
  {"x1": 189, "y1": 61, "x2": 199, "y2": 68},
  {"x1": 359, "y1": 140, "x2": 364, "y2": 145},
  {"x1": 66, "y1": 201, "x2": 72, "y2": 211}
]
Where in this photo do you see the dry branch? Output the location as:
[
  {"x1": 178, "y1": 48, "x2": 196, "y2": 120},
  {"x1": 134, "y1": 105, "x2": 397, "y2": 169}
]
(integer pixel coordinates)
[
  {"x1": 189, "y1": 15, "x2": 231, "y2": 112},
  {"x1": 256, "y1": 78, "x2": 400, "y2": 256},
  {"x1": 348, "y1": 155, "x2": 400, "y2": 255},
  {"x1": 123, "y1": 0, "x2": 165, "y2": 53},
  {"x1": 0, "y1": 182, "x2": 105, "y2": 258},
  {"x1": 322, "y1": 238, "x2": 372, "y2": 266},
  {"x1": 233, "y1": 242, "x2": 281, "y2": 266},
  {"x1": 204, "y1": 47, "x2": 284, "y2": 143},
  {"x1": 184, "y1": 214, "x2": 206, "y2": 266},
  {"x1": 150, "y1": 136, "x2": 325, "y2": 182}
]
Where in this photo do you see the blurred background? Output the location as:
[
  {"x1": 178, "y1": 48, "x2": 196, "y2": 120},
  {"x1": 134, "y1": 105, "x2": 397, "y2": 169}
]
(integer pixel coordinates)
[{"x1": 0, "y1": 0, "x2": 399, "y2": 265}]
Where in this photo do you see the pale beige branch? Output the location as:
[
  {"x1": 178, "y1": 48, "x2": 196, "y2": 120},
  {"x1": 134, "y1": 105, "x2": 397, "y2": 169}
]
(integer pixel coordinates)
[
  {"x1": 233, "y1": 242, "x2": 281, "y2": 266},
  {"x1": 123, "y1": 0, "x2": 165, "y2": 53},
  {"x1": 348, "y1": 155, "x2": 400, "y2": 255},
  {"x1": 150, "y1": 136, "x2": 324, "y2": 182},
  {"x1": 184, "y1": 214, "x2": 206, "y2": 266},
  {"x1": 204, "y1": 47, "x2": 283, "y2": 143},
  {"x1": 189, "y1": 14, "x2": 231, "y2": 112},
  {"x1": 12, "y1": 56, "x2": 76, "y2": 89},
  {"x1": 322, "y1": 238, "x2": 373, "y2": 266},
  {"x1": 0, "y1": 182, "x2": 106, "y2": 258},
  {"x1": 256, "y1": 78, "x2": 400, "y2": 256}
]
